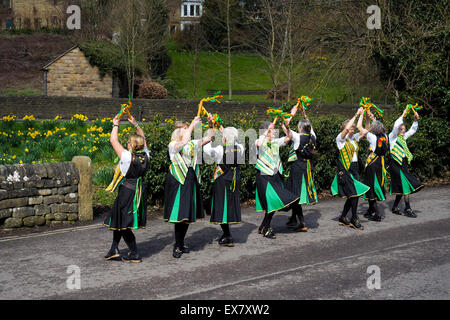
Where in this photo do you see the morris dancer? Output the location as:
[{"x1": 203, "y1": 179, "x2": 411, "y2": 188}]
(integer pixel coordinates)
[
  {"x1": 388, "y1": 108, "x2": 424, "y2": 217},
  {"x1": 331, "y1": 107, "x2": 370, "y2": 230},
  {"x1": 104, "y1": 114, "x2": 149, "y2": 263},
  {"x1": 164, "y1": 116, "x2": 214, "y2": 258},
  {"x1": 204, "y1": 126, "x2": 244, "y2": 246},
  {"x1": 284, "y1": 106, "x2": 318, "y2": 232},
  {"x1": 356, "y1": 111, "x2": 389, "y2": 222},
  {"x1": 255, "y1": 120, "x2": 299, "y2": 239}
]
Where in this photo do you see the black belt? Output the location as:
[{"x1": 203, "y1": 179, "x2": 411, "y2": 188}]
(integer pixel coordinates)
[{"x1": 122, "y1": 179, "x2": 137, "y2": 190}]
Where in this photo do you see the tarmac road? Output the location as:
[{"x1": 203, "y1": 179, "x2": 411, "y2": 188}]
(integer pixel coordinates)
[{"x1": 0, "y1": 186, "x2": 449, "y2": 300}]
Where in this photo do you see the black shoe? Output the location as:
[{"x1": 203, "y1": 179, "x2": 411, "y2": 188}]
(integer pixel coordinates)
[
  {"x1": 219, "y1": 236, "x2": 234, "y2": 247},
  {"x1": 292, "y1": 223, "x2": 308, "y2": 232},
  {"x1": 392, "y1": 207, "x2": 402, "y2": 215},
  {"x1": 181, "y1": 245, "x2": 190, "y2": 253},
  {"x1": 173, "y1": 246, "x2": 183, "y2": 258},
  {"x1": 404, "y1": 209, "x2": 417, "y2": 218},
  {"x1": 263, "y1": 227, "x2": 276, "y2": 239},
  {"x1": 350, "y1": 218, "x2": 364, "y2": 230},
  {"x1": 338, "y1": 216, "x2": 351, "y2": 227},
  {"x1": 286, "y1": 216, "x2": 297, "y2": 227},
  {"x1": 258, "y1": 225, "x2": 265, "y2": 234},
  {"x1": 122, "y1": 252, "x2": 142, "y2": 263},
  {"x1": 363, "y1": 210, "x2": 375, "y2": 219},
  {"x1": 368, "y1": 215, "x2": 382, "y2": 222},
  {"x1": 104, "y1": 248, "x2": 120, "y2": 261}
]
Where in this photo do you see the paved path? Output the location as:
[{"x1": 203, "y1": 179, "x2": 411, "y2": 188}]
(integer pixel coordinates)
[{"x1": 0, "y1": 186, "x2": 449, "y2": 300}]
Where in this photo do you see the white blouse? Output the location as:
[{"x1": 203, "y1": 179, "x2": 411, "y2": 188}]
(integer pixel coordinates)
[
  {"x1": 389, "y1": 116, "x2": 418, "y2": 152},
  {"x1": 291, "y1": 128, "x2": 316, "y2": 151},
  {"x1": 203, "y1": 142, "x2": 244, "y2": 163},
  {"x1": 336, "y1": 133, "x2": 360, "y2": 162},
  {"x1": 120, "y1": 147, "x2": 150, "y2": 176}
]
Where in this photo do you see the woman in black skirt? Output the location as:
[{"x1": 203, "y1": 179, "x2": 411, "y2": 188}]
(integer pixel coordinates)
[
  {"x1": 164, "y1": 115, "x2": 214, "y2": 258},
  {"x1": 255, "y1": 120, "x2": 299, "y2": 239},
  {"x1": 284, "y1": 106, "x2": 318, "y2": 232},
  {"x1": 204, "y1": 127, "x2": 244, "y2": 247},
  {"x1": 104, "y1": 114, "x2": 150, "y2": 263},
  {"x1": 388, "y1": 108, "x2": 424, "y2": 217},
  {"x1": 331, "y1": 107, "x2": 370, "y2": 230},
  {"x1": 356, "y1": 111, "x2": 389, "y2": 222}
]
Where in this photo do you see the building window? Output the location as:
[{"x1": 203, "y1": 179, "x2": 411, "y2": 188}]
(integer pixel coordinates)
[
  {"x1": 196, "y1": 5, "x2": 200, "y2": 17},
  {"x1": 6, "y1": 18, "x2": 12, "y2": 29},
  {"x1": 182, "y1": 5, "x2": 188, "y2": 17},
  {"x1": 0, "y1": 0, "x2": 11, "y2": 9},
  {"x1": 190, "y1": 5, "x2": 195, "y2": 16}
]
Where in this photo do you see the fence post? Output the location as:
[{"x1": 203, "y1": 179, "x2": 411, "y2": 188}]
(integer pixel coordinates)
[{"x1": 72, "y1": 156, "x2": 93, "y2": 221}]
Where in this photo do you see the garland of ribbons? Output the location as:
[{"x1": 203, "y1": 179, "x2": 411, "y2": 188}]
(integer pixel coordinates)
[
  {"x1": 360, "y1": 97, "x2": 384, "y2": 117},
  {"x1": 117, "y1": 94, "x2": 132, "y2": 120},
  {"x1": 404, "y1": 103, "x2": 423, "y2": 118},
  {"x1": 266, "y1": 108, "x2": 293, "y2": 125},
  {"x1": 197, "y1": 91, "x2": 224, "y2": 129},
  {"x1": 299, "y1": 96, "x2": 312, "y2": 111}
]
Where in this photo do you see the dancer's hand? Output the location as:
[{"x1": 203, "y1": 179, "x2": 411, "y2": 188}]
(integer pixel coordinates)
[
  {"x1": 127, "y1": 115, "x2": 138, "y2": 127},
  {"x1": 112, "y1": 116, "x2": 120, "y2": 126}
]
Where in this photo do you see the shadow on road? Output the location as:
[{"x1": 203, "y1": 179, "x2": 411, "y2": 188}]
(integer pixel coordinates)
[
  {"x1": 271, "y1": 209, "x2": 321, "y2": 234},
  {"x1": 135, "y1": 221, "x2": 258, "y2": 258}
]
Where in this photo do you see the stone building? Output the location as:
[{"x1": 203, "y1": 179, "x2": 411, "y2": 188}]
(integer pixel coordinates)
[
  {"x1": 167, "y1": 0, "x2": 204, "y2": 34},
  {"x1": 0, "y1": 0, "x2": 69, "y2": 30},
  {"x1": 42, "y1": 46, "x2": 119, "y2": 98}
]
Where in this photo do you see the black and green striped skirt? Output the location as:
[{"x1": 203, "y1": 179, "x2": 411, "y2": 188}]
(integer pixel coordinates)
[
  {"x1": 363, "y1": 156, "x2": 388, "y2": 201},
  {"x1": 104, "y1": 184, "x2": 147, "y2": 230},
  {"x1": 255, "y1": 171, "x2": 299, "y2": 213},
  {"x1": 331, "y1": 161, "x2": 370, "y2": 198},
  {"x1": 285, "y1": 160, "x2": 318, "y2": 205},
  {"x1": 389, "y1": 157, "x2": 424, "y2": 195},
  {"x1": 163, "y1": 167, "x2": 204, "y2": 224},
  {"x1": 210, "y1": 174, "x2": 241, "y2": 224}
]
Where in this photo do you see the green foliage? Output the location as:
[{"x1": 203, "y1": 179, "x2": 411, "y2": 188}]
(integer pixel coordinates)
[
  {"x1": 373, "y1": 0, "x2": 449, "y2": 116},
  {"x1": 93, "y1": 167, "x2": 115, "y2": 186}
]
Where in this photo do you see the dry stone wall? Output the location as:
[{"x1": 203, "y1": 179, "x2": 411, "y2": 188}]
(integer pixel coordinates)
[{"x1": 0, "y1": 162, "x2": 81, "y2": 229}]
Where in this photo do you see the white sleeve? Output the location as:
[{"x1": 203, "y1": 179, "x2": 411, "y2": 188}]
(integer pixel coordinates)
[
  {"x1": 203, "y1": 142, "x2": 223, "y2": 161},
  {"x1": 119, "y1": 150, "x2": 132, "y2": 176},
  {"x1": 310, "y1": 127, "x2": 316, "y2": 139},
  {"x1": 274, "y1": 136, "x2": 287, "y2": 147},
  {"x1": 291, "y1": 130, "x2": 300, "y2": 150},
  {"x1": 353, "y1": 133, "x2": 361, "y2": 142},
  {"x1": 168, "y1": 141, "x2": 177, "y2": 160},
  {"x1": 143, "y1": 146, "x2": 150, "y2": 159},
  {"x1": 336, "y1": 133, "x2": 346, "y2": 150},
  {"x1": 366, "y1": 132, "x2": 377, "y2": 151},
  {"x1": 390, "y1": 116, "x2": 404, "y2": 140},
  {"x1": 404, "y1": 121, "x2": 418, "y2": 140}
]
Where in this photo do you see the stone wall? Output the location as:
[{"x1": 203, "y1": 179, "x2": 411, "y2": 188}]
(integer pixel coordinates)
[
  {"x1": 0, "y1": 160, "x2": 89, "y2": 229},
  {"x1": 45, "y1": 47, "x2": 114, "y2": 98},
  {"x1": 0, "y1": 95, "x2": 395, "y2": 121}
]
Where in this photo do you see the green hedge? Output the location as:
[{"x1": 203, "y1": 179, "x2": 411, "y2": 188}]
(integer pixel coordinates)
[{"x1": 141, "y1": 110, "x2": 449, "y2": 205}]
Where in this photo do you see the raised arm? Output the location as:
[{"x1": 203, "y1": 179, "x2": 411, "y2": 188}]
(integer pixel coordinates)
[
  {"x1": 110, "y1": 116, "x2": 126, "y2": 159},
  {"x1": 173, "y1": 116, "x2": 201, "y2": 151},
  {"x1": 405, "y1": 112, "x2": 420, "y2": 139},
  {"x1": 256, "y1": 123, "x2": 274, "y2": 148},
  {"x1": 340, "y1": 107, "x2": 363, "y2": 139},
  {"x1": 128, "y1": 115, "x2": 147, "y2": 149},
  {"x1": 281, "y1": 120, "x2": 293, "y2": 145},
  {"x1": 390, "y1": 109, "x2": 407, "y2": 139},
  {"x1": 357, "y1": 112, "x2": 369, "y2": 138}
]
